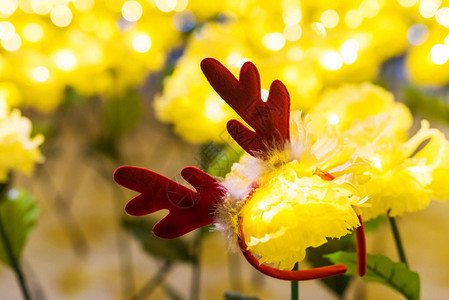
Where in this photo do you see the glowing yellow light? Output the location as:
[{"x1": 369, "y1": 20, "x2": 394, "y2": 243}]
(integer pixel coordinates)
[
  {"x1": 205, "y1": 98, "x2": 225, "y2": 120},
  {"x1": 430, "y1": 44, "x2": 449, "y2": 65},
  {"x1": 80, "y1": 14, "x2": 99, "y2": 32},
  {"x1": 96, "y1": 20, "x2": 115, "y2": 39},
  {"x1": 340, "y1": 39, "x2": 359, "y2": 64},
  {"x1": 283, "y1": 25, "x2": 302, "y2": 41},
  {"x1": 360, "y1": 0, "x2": 380, "y2": 18},
  {"x1": 320, "y1": 51, "x2": 343, "y2": 70},
  {"x1": 54, "y1": 50, "x2": 77, "y2": 71},
  {"x1": 84, "y1": 45, "x2": 103, "y2": 64},
  {"x1": 122, "y1": 1, "x2": 142, "y2": 22},
  {"x1": 0, "y1": 0, "x2": 18, "y2": 17},
  {"x1": 398, "y1": 0, "x2": 418, "y2": 7},
  {"x1": 226, "y1": 52, "x2": 248, "y2": 68},
  {"x1": 156, "y1": 0, "x2": 177, "y2": 12},
  {"x1": 372, "y1": 156, "x2": 382, "y2": 169},
  {"x1": 30, "y1": 0, "x2": 52, "y2": 15},
  {"x1": 0, "y1": 21, "x2": 15, "y2": 40},
  {"x1": 328, "y1": 114, "x2": 340, "y2": 125},
  {"x1": 51, "y1": 5, "x2": 72, "y2": 27},
  {"x1": 22, "y1": 23, "x2": 44, "y2": 43},
  {"x1": 132, "y1": 34, "x2": 152, "y2": 53},
  {"x1": 0, "y1": 82, "x2": 20, "y2": 107},
  {"x1": 287, "y1": 46, "x2": 303, "y2": 61},
  {"x1": 1, "y1": 33, "x2": 21, "y2": 51},
  {"x1": 33, "y1": 66, "x2": 50, "y2": 82},
  {"x1": 174, "y1": 0, "x2": 188, "y2": 12},
  {"x1": 407, "y1": 24, "x2": 428, "y2": 46},
  {"x1": 436, "y1": 7, "x2": 449, "y2": 28},
  {"x1": 419, "y1": 0, "x2": 439, "y2": 18},
  {"x1": 261, "y1": 89, "x2": 269, "y2": 102},
  {"x1": 18, "y1": 0, "x2": 32, "y2": 13},
  {"x1": 445, "y1": 34, "x2": 449, "y2": 45},
  {"x1": 282, "y1": 7, "x2": 302, "y2": 25},
  {"x1": 74, "y1": 0, "x2": 94, "y2": 12},
  {"x1": 320, "y1": 10, "x2": 339, "y2": 28},
  {"x1": 345, "y1": 10, "x2": 363, "y2": 29},
  {"x1": 262, "y1": 33, "x2": 286, "y2": 51},
  {"x1": 310, "y1": 22, "x2": 326, "y2": 38},
  {"x1": 236, "y1": 58, "x2": 249, "y2": 68},
  {"x1": 282, "y1": 67, "x2": 299, "y2": 84},
  {"x1": 226, "y1": 52, "x2": 240, "y2": 67}
]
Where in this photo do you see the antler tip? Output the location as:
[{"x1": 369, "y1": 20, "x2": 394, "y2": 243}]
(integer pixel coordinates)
[
  {"x1": 200, "y1": 57, "x2": 219, "y2": 71},
  {"x1": 113, "y1": 165, "x2": 130, "y2": 184}
]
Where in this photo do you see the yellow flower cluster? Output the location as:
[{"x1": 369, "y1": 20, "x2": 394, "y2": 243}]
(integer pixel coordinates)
[
  {"x1": 2, "y1": 0, "x2": 448, "y2": 116},
  {"x1": 403, "y1": 0, "x2": 449, "y2": 86},
  {"x1": 310, "y1": 83, "x2": 449, "y2": 219},
  {"x1": 154, "y1": 0, "x2": 412, "y2": 143},
  {"x1": 0, "y1": 0, "x2": 184, "y2": 111},
  {"x1": 155, "y1": 0, "x2": 449, "y2": 144},
  {"x1": 0, "y1": 98, "x2": 44, "y2": 181},
  {"x1": 217, "y1": 83, "x2": 449, "y2": 268}
]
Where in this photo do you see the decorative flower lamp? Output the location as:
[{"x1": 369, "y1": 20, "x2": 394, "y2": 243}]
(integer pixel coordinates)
[{"x1": 114, "y1": 58, "x2": 367, "y2": 281}]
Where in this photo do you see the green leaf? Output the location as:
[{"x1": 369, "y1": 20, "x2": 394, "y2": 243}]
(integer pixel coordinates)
[
  {"x1": 306, "y1": 239, "x2": 353, "y2": 296},
  {"x1": 122, "y1": 218, "x2": 194, "y2": 263},
  {"x1": 224, "y1": 291, "x2": 259, "y2": 300},
  {"x1": 325, "y1": 251, "x2": 420, "y2": 300},
  {"x1": 102, "y1": 89, "x2": 143, "y2": 140},
  {"x1": 201, "y1": 142, "x2": 243, "y2": 177},
  {"x1": 0, "y1": 189, "x2": 39, "y2": 267},
  {"x1": 404, "y1": 86, "x2": 449, "y2": 123}
]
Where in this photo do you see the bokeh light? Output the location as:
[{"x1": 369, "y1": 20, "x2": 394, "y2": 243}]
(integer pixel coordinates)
[
  {"x1": 122, "y1": 1, "x2": 143, "y2": 22},
  {"x1": 33, "y1": 66, "x2": 50, "y2": 83},
  {"x1": 430, "y1": 44, "x2": 449, "y2": 65},
  {"x1": 262, "y1": 33, "x2": 286, "y2": 51},
  {"x1": 54, "y1": 49, "x2": 78, "y2": 71},
  {"x1": 321, "y1": 51, "x2": 343, "y2": 70},
  {"x1": 22, "y1": 23, "x2": 44, "y2": 42},
  {"x1": 132, "y1": 34, "x2": 152, "y2": 53}
]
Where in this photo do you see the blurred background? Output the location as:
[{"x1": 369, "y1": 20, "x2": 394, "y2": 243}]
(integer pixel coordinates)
[{"x1": 1, "y1": 0, "x2": 449, "y2": 299}]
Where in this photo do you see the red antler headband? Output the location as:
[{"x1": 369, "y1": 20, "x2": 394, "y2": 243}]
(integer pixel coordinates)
[
  {"x1": 114, "y1": 58, "x2": 367, "y2": 281},
  {"x1": 200, "y1": 58, "x2": 290, "y2": 157}
]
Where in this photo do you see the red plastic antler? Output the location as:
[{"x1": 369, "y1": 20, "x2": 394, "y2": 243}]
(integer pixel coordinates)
[
  {"x1": 356, "y1": 214, "x2": 367, "y2": 276},
  {"x1": 201, "y1": 58, "x2": 290, "y2": 158},
  {"x1": 114, "y1": 166, "x2": 226, "y2": 239}
]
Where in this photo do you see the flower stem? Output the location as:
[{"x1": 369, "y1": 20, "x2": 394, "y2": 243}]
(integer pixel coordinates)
[
  {"x1": 131, "y1": 261, "x2": 172, "y2": 300},
  {"x1": 291, "y1": 263, "x2": 299, "y2": 300},
  {"x1": 0, "y1": 215, "x2": 32, "y2": 300},
  {"x1": 190, "y1": 229, "x2": 204, "y2": 300},
  {"x1": 387, "y1": 216, "x2": 408, "y2": 267}
]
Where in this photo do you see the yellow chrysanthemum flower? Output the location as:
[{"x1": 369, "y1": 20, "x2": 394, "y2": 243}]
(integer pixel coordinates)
[
  {"x1": 217, "y1": 112, "x2": 369, "y2": 270},
  {"x1": 348, "y1": 115, "x2": 449, "y2": 219},
  {"x1": 310, "y1": 83, "x2": 449, "y2": 220},
  {"x1": 309, "y1": 83, "x2": 413, "y2": 140},
  {"x1": 0, "y1": 99, "x2": 44, "y2": 181}
]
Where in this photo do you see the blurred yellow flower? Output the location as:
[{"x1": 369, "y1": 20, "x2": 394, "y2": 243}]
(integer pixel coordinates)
[
  {"x1": 0, "y1": 0, "x2": 182, "y2": 110},
  {"x1": 310, "y1": 83, "x2": 449, "y2": 220},
  {"x1": 309, "y1": 83, "x2": 413, "y2": 140},
  {"x1": 352, "y1": 116, "x2": 449, "y2": 219},
  {"x1": 154, "y1": 0, "x2": 412, "y2": 144},
  {"x1": 0, "y1": 98, "x2": 44, "y2": 181}
]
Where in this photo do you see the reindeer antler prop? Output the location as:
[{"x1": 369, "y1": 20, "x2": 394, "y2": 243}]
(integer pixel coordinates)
[
  {"x1": 201, "y1": 58, "x2": 290, "y2": 157},
  {"x1": 114, "y1": 166, "x2": 225, "y2": 239},
  {"x1": 114, "y1": 58, "x2": 367, "y2": 281}
]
